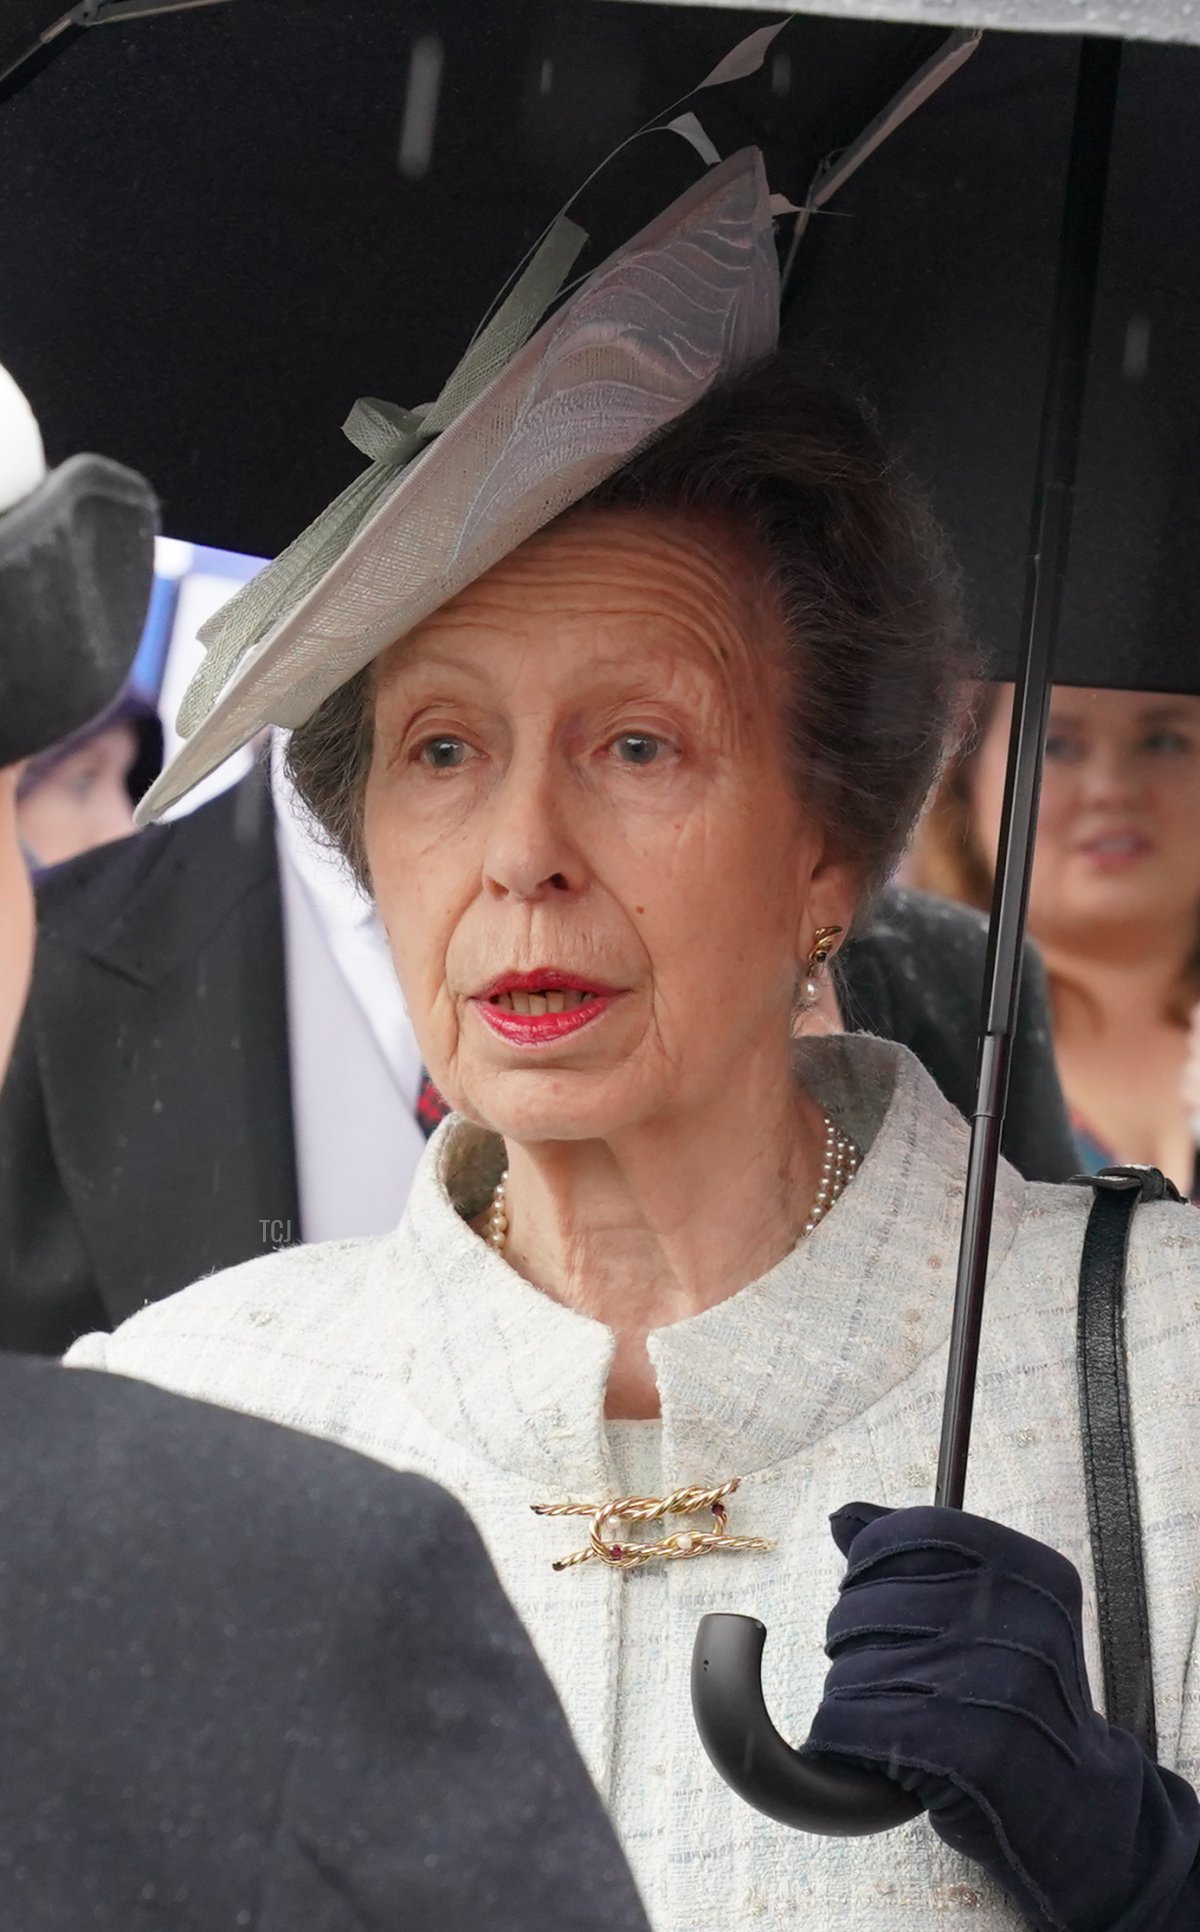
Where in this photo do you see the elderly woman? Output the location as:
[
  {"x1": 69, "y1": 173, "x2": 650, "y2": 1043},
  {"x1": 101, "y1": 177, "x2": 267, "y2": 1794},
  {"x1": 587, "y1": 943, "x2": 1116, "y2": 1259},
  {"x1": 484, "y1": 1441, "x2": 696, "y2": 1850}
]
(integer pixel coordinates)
[
  {"x1": 66, "y1": 108, "x2": 1200, "y2": 1932},
  {"x1": 65, "y1": 352, "x2": 1200, "y2": 1928}
]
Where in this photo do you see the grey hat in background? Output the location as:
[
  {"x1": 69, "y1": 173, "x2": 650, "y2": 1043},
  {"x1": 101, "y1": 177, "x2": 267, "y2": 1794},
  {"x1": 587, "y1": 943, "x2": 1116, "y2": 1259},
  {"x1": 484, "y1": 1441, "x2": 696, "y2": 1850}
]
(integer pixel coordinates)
[{"x1": 0, "y1": 362, "x2": 158, "y2": 770}]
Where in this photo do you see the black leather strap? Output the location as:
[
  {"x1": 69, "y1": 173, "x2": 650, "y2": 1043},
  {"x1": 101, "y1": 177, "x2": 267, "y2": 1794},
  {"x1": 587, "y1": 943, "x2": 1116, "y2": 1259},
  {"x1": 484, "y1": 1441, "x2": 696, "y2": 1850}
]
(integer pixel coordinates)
[{"x1": 1075, "y1": 1165, "x2": 1181, "y2": 1756}]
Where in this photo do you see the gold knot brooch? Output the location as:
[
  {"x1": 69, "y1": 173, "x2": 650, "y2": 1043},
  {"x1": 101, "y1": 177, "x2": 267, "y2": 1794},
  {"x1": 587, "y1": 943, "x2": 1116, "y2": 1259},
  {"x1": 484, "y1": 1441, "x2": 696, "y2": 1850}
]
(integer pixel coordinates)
[{"x1": 531, "y1": 1479, "x2": 772, "y2": 1573}]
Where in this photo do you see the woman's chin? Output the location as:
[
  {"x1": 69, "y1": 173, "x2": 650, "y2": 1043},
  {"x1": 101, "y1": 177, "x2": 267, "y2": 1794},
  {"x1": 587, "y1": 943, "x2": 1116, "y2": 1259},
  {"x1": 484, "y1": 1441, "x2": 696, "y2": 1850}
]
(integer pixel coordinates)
[
  {"x1": 1046, "y1": 868, "x2": 1183, "y2": 938},
  {"x1": 459, "y1": 1070, "x2": 645, "y2": 1146}
]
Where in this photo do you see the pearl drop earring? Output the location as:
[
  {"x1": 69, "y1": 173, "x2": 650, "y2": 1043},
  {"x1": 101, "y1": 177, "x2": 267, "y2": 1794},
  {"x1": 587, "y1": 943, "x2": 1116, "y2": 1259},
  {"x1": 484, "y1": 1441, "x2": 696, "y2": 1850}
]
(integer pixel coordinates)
[{"x1": 800, "y1": 924, "x2": 843, "y2": 1008}]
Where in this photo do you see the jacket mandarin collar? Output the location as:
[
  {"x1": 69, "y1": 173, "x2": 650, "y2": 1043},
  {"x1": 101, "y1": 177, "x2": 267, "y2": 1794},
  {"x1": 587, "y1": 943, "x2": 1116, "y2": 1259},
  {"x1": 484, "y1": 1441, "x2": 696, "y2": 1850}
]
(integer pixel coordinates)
[{"x1": 374, "y1": 1036, "x2": 1028, "y2": 1496}]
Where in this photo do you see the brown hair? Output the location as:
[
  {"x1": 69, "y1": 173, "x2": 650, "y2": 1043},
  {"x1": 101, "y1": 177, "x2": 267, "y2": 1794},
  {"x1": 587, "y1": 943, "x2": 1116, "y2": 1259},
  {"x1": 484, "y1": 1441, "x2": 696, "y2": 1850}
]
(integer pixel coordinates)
[
  {"x1": 286, "y1": 358, "x2": 972, "y2": 906},
  {"x1": 910, "y1": 682, "x2": 1200, "y2": 1026}
]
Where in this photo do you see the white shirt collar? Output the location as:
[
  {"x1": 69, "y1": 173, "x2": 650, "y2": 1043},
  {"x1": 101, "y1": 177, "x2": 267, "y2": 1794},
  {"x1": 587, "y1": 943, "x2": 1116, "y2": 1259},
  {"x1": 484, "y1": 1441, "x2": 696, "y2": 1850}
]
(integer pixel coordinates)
[{"x1": 269, "y1": 731, "x2": 427, "y2": 1237}]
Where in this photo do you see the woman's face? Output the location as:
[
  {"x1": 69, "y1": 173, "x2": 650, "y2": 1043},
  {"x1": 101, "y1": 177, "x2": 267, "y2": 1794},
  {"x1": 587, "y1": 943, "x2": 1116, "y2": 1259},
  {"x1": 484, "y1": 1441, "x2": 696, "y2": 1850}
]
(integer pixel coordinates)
[
  {"x1": 969, "y1": 685, "x2": 1200, "y2": 954},
  {"x1": 17, "y1": 721, "x2": 138, "y2": 869},
  {"x1": 364, "y1": 509, "x2": 855, "y2": 1143}
]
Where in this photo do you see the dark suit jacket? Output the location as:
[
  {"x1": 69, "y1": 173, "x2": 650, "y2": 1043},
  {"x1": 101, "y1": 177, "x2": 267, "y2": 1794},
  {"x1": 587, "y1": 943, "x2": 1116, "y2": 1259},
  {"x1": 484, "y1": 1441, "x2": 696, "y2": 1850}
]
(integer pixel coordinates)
[
  {"x1": 0, "y1": 1352, "x2": 649, "y2": 1931},
  {"x1": 0, "y1": 770, "x2": 299, "y2": 1350},
  {"x1": 0, "y1": 775, "x2": 1078, "y2": 1356}
]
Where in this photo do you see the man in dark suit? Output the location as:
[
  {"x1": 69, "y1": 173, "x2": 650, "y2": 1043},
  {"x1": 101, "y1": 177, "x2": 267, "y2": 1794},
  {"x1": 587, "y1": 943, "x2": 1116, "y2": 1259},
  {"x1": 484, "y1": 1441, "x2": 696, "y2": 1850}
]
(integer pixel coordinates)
[
  {"x1": 1, "y1": 767, "x2": 296, "y2": 1349},
  {"x1": 0, "y1": 760, "x2": 1079, "y2": 1356}
]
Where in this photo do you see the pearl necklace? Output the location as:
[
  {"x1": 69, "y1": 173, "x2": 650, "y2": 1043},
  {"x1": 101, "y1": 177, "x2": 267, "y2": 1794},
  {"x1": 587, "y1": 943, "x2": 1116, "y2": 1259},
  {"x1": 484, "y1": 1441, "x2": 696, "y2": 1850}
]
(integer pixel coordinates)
[{"x1": 482, "y1": 1112, "x2": 860, "y2": 1256}]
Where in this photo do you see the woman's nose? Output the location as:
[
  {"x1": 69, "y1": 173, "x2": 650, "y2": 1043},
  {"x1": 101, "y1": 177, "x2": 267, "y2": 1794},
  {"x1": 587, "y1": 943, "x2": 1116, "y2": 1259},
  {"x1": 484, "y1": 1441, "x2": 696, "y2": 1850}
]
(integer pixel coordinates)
[
  {"x1": 481, "y1": 758, "x2": 585, "y2": 902},
  {"x1": 1079, "y1": 744, "x2": 1141, "y2": 805}
]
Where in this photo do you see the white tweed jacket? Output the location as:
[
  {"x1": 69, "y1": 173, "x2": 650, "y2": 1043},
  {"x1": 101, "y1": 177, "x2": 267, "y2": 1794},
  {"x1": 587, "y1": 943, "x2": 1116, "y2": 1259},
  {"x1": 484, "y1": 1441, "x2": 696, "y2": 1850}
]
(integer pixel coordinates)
[{"x1": 68, "y1": 1036, "x2": 1200, "y2": 1931}]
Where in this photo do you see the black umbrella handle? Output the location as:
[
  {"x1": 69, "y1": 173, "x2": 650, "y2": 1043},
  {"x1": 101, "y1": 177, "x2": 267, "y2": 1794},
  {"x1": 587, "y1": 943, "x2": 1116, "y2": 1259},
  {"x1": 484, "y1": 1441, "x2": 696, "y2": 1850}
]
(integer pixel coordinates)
[{"x1": 691, "y1": 1613, "x2": 922, "y2": 1837}]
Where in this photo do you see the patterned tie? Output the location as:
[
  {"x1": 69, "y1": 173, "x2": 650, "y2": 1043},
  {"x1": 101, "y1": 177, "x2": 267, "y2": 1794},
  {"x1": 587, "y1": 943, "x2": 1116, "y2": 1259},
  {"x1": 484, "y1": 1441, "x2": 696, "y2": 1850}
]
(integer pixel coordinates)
[{"x1": 416, "y1": 1069, "x2": 450, "y2": 1139}]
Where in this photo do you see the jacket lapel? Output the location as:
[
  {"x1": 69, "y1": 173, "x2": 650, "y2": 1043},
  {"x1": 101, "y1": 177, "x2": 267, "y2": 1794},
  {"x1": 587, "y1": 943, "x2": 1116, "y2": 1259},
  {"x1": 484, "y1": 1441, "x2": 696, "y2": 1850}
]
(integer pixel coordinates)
[{"x1": 33, "y1": 768, "x2": 300, "y2": 1329}]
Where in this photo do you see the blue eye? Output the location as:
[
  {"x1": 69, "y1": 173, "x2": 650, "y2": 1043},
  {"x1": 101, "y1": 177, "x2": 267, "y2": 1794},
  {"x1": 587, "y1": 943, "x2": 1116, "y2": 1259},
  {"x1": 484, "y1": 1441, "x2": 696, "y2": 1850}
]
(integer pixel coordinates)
[
  {"x1": 418, "y1": 737, "x2": 469, "y2": 769},
  {"x1": 613, "y1": 734, "x2": 664, "y2": 766}
]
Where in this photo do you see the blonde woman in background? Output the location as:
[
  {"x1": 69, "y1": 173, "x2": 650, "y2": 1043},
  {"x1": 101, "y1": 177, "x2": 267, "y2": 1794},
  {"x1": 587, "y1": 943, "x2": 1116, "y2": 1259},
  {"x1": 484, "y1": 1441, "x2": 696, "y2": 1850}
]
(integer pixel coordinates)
[{"x1": 911, "y1": 681, "x2": 1200, "y2": 1193}]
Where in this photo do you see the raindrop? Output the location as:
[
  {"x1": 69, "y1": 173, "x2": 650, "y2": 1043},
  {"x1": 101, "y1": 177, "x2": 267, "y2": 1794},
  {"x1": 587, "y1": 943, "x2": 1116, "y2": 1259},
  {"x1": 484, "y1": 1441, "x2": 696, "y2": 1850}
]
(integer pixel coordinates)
[
  {"x1": 540, "y1": 57, "x2": 553, "y2": 97},
  {"x1": 1123, "y1": 314, "x2": 1151, "y2": 382},
  {"x1": 398, "y1": 34, "x2": 444, "y2": 181}
]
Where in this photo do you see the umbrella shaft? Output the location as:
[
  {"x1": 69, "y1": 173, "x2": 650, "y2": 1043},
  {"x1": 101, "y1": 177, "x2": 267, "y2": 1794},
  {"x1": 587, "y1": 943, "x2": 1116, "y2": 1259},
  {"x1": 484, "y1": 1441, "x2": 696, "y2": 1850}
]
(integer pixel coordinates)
[{"x1": 935, "y1": 37, "x2": 1124, "y2": 1512}]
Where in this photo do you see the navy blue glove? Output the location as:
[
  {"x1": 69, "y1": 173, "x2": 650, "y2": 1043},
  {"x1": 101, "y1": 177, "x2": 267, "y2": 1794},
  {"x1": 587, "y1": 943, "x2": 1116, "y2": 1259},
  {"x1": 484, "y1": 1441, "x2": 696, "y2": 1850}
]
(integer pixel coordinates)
[{"x1": 806, "y1": 1503, "x2": 1200, "y2": 1930}]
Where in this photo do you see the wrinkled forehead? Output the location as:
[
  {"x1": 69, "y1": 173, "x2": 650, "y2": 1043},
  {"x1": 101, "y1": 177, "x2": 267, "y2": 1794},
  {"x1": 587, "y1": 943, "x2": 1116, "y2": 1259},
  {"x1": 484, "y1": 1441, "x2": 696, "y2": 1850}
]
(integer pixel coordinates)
[{"x1": 372, "y1": 505, "x2": 785, "y2": 702}]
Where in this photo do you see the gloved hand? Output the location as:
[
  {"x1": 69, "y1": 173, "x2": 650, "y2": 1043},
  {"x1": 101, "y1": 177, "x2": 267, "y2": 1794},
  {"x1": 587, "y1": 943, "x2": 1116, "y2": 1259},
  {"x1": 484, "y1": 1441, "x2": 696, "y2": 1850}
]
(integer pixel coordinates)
[{"x1": 805, "y1": 1503, "x2": 1200, "y2": 1930}]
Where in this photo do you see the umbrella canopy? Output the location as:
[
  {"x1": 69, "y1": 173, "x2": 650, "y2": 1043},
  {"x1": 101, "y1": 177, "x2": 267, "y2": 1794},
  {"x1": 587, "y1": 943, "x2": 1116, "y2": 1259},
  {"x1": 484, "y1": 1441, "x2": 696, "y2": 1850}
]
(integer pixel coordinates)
[
  {"x1": 1, "y1": 2, "x2": 1197, "y2": 694},
  {"x1": 0, "y1": 0, "x2": 781, "y2": 557},
  {"x1": 778, "y1": 26, "x2": 1200, "y2": 693}
]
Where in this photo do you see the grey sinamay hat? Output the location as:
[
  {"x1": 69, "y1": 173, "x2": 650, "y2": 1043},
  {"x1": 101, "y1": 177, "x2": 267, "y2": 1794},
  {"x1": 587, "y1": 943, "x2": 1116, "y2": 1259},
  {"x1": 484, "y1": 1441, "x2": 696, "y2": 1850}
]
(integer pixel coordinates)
[{"x1": 136, "y1": 148, "x2": 779, "y2": 822}]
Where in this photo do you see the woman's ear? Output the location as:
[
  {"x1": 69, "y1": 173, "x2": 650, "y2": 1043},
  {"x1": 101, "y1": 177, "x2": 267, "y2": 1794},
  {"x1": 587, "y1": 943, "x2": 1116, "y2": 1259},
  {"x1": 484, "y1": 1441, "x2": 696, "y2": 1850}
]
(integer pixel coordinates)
[
  {"x1": 791, "y1": 854, "x2": 859, "y2": 1039},
  {"x1": 797, "y1": 853, "x2": 860, "y2": 967}
]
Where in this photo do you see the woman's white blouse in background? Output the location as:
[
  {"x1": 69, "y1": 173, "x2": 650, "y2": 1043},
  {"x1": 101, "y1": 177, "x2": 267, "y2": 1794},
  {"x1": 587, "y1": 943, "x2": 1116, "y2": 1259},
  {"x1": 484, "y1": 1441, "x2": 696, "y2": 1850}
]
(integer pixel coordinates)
[{"x1": 66, "y1": 1035, "x2": 1200, "y2": 1931}]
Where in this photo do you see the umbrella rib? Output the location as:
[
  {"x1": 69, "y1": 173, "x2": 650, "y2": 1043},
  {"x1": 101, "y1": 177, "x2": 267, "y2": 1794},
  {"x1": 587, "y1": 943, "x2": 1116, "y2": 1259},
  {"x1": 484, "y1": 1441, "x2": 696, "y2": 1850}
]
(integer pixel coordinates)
[
  {"x1": 809, "y1": 27, "x2": 981, "y2": 211},
  {"x1": 782, "y1": 28, "x2": 980, "y2": 286}
]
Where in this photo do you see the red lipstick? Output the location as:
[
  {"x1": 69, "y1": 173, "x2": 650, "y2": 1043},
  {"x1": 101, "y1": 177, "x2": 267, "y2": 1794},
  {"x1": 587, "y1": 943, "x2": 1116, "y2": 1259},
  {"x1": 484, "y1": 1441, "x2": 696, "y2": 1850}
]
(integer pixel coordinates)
[{"x1": 471, "y1": 969, "x2": 621, "y2": 1048}]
